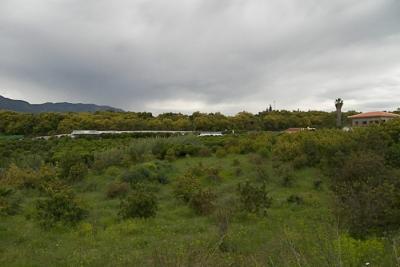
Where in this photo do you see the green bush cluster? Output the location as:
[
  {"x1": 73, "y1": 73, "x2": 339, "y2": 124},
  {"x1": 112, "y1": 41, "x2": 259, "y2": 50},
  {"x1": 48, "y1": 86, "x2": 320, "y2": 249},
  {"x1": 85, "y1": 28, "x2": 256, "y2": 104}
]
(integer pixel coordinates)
[
  {"x1": 271, "y1": 120, "x2": 400, "y2": 237},
  {"x1": 237, "y1": 181, "x2": 272, "y2": 215},
  {"x1": 106, "y1": 182, "x2": 130, "y2": 199},
  {"x1": 119, "y1": 186, "x2": 158, "y2": 219},
  {"x1": 35, "y1": 184, "x2": 88, "y2": 228},
  {"x1": 173, "y1": 174, "x2": 201, "y2": 203},
  {"x1": 189, "y1": 189, "x2": 217, "y2": 215},
  {"x1": 0, "y1": 187, "x2": 21, "y2": 216},
  {"x1": 121, "y1": 161, "x2": 170, "y2": 185}
]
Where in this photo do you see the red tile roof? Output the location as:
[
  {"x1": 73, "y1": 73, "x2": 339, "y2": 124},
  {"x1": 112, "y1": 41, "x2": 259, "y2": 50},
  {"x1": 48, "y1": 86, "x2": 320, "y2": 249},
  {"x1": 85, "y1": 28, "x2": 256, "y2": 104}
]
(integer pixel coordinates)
[{"x1": 348, "y1": 111, "x2": 400, "y2": 119}]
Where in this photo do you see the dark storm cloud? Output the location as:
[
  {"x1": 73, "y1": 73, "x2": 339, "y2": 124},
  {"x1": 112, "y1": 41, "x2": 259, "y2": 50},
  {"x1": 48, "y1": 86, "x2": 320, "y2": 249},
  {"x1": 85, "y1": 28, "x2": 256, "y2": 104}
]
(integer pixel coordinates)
[{"x1": 0, "y1": 0, "x2": 399, "y2": 113}]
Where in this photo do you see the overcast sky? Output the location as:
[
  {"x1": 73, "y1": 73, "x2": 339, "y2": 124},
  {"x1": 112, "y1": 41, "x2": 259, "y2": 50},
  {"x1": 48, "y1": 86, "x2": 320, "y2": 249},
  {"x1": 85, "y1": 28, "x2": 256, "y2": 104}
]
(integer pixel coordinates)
[{"x1": 0, "y1": 0, "x2": 399, "y2": 114}]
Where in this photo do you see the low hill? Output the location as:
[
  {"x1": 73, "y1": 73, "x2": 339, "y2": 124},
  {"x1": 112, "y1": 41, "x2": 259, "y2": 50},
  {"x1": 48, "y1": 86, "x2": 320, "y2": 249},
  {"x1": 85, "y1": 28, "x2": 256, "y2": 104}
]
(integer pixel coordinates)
[{"x1": 0, "y1": 95, "x2": 123, "y2": 113}]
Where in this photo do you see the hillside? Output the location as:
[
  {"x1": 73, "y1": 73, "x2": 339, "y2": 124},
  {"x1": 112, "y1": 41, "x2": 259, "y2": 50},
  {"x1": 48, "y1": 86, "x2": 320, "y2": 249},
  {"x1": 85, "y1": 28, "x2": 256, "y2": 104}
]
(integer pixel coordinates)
[{"x1": 0, "y1": 95, "x2": 123, "y2": 113}]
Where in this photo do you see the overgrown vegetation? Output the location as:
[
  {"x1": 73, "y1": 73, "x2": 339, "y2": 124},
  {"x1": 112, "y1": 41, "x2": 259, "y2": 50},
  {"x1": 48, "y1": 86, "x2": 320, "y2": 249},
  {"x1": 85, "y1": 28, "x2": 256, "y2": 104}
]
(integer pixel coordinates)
[{"x1": 1, "y1": 118, "x2": 400, "y2": 266}]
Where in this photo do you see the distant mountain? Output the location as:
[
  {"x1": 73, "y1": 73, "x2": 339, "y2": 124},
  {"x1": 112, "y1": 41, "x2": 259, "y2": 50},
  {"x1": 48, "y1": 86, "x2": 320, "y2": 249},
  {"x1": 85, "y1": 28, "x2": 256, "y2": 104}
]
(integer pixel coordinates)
[{"x1": 0, "y1": 95, "x2": 124, "y2": 113}]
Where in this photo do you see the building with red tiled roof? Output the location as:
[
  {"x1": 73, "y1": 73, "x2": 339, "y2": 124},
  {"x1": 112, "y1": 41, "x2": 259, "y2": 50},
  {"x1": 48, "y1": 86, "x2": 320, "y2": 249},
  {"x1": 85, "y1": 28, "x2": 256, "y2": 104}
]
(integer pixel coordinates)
[{"x1": 348, "y1": 111, "x2": 400, "y2": 127}]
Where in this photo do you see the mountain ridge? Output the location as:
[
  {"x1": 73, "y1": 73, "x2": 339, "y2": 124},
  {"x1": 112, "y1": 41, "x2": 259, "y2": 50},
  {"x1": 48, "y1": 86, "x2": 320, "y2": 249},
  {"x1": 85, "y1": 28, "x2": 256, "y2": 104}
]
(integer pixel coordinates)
[{"x1": 0, "y1": 95, "x2": 124, "y2": 113}]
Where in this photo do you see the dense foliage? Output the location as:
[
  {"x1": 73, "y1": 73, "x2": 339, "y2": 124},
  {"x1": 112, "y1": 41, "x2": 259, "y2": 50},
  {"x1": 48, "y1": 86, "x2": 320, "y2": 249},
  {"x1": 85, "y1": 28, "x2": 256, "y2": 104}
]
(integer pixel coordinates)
[
  {"x1": 237, "y1": 181, "x2": 272, "y2": 215},
  {"x1": 0, "y1": 109, "x2": 358, "y2": 136},
  {"x1": 119, "y1": 186, "x2": 158, "y2": 219},
  {"x1": 1, "y1": 118, "x2": 400, "y2": 266},
  {"x1": 272, "y1": 119, "x2": 400, "y2": 237},
  {"x1": 35, "y1": 183, "x2": 88, "y2": 228}
]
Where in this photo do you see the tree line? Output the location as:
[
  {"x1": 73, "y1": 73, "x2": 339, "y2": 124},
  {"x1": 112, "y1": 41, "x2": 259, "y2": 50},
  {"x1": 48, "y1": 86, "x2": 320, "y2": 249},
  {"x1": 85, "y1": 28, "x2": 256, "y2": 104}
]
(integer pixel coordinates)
[{"x1": 0, "y1": 109, "x2": 359, "y2": 136}]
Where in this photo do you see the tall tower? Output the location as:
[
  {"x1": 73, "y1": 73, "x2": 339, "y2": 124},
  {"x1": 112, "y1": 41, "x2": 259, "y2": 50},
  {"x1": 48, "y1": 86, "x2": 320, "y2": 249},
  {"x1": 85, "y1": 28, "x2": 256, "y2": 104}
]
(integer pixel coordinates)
[{"x1": 335, "y1": 98, "x2": 344, "y2": 128}]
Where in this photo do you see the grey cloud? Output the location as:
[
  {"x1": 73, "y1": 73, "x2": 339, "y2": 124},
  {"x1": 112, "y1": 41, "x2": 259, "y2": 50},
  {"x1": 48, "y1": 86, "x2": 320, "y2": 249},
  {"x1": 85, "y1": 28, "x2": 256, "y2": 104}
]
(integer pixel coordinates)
[{"x1": 0, "y1": 0, "x2": 399, "y2": 114}]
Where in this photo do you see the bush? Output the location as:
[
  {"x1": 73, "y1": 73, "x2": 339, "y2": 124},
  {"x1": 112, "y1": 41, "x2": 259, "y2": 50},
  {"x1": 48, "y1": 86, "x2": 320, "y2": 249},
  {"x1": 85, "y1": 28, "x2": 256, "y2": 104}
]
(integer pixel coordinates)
[
  {"x1": 332, "y1": 151, "x2": 400, "y2": 237},
  {"x1": 313, "y1": 179, "x2": 323, "y2": 190},
  {"x1": 235, "y1": 167, "x2": 242, "y2": 177},
  {"x1": 0, "y1": 187, "x2": 21, "y2": 216},
  {"x1": 206, "y1": 167, "x2": 222, "y2": 183},
  {"x1": 287, "y1": 194, "x2": 304, "y2": 205},
  {"x1": 68, "y1": 162, "x2": 88, "y2": 182},
  {"x1": 93, "y1": 148, "x2": 129, "y2": 171},
  {"x1": 2, "y1": 164, "x2": 39, "y2": 189},
  {"x1": 215, "y1": 148, "x2": 227, "y2": 158},
  {"x1": 274, "y1": 163, "x2": 295, "y2": 187},
  {"x1": 386, "y1": 143, "x2": 400, "y2": 167},
  {"x1": 292, "y1": 154, "x2": 308, "y2": 169},
  {"x1": 258, "y1": 147, "x2": 271, "y2": 158},
  {"x1": 173, "y1": 174, "x2": 201, "y2": 203},
  {"x1": 281, "y1": 176, "x2": 294, "y2": 187},
  {"x1": 56, "y1": 151, "x2": 91, "y2": 179},
  {"x1": 189, "y1": 189, "x2": 217, "y2": 216},
  {"x1": 256, "y1": 167, "x2": 269, "y2": 182},
  {"x1": 198, "y1": 147, "x2": 212, "y2": 157},
  {"x1": 248, "y1": 153, "x2": 263, "y2": 165},
  {"x1": 121, "y1": 161, "x2": 170, "y2": 185},
  {"x1": 165, "y1": 148, "x2": 176, "y2": 162},
  {"x1": 237, "y1": 181, "x2": 272, "y2": 215},
  {"x1": 119, "y1": 187, "x2": 158, "y2": 219},
  {"x1": 106, "y1": 182, "x2": 129, "y2": 199},
  {"x1": 35, "y1": 186, "x2": 88, "y2": 228},
  {"x1": 186, "y1": 164, "x2": 206, "y2": 178}
]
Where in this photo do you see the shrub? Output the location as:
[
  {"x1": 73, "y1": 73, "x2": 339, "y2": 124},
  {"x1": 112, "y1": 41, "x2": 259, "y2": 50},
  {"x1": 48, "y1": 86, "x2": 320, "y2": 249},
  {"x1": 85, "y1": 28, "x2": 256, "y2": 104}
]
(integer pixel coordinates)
[
  {"x1": 313, "y1": 179, "x2": 323, "y2": 190},
  {"x1": 165, "y1": 148, "x2": 176, "y2": 162},
  {"x1": 274, "y1": 163, "x2": 295, "y2": 187},
  {"x1": 106, "y1": 182, "x2": 129, "y2": 199},
  {"x1": 287, "y1": 194, "x2": 304, "y2": 205},
  {"x1": 258, "y1": 147, "x2": 271, "y2": 158},
  {"x1": 235, "y1": 167, "x2": 242, "y2": 177},
  {"x1": 173, "y1": 174, "x2": 201, "y2": 203},
  {"x1": 198, "y1": 147, "x2": 212, "y2": 157},
  {"x1": 92, "y1": 148, "x2": 129, "y2": 171},
  {"x1": 35, "y1": 186, "x2": 88, "y2": 228},
  {"x1": 386, "y1": 143, "x2": 400, "y2": 167},
  {"x1": 119, "y1": 187, "x2": 158, "y2": 219},
  {"x1": 332, "y1": 151, "x2": 400, "y2": 237},
  {"x1": 68, "y1": 162, "x2": 88, "y2": 182},
  {"x1": 38, "y1": 164, "x2": 58, "y2": 183},
  {"x1": 248, "y1": 153, "x2": 263, "y2": 165},
  {"x1": 237, "y1": 181, "x2": 272, "y2": 215},
  {"x1": 2, "y1": 164, "x2": 39, "y2": 189},
  {"x1": 0, "y1": 187, "x2": 20, "y2": 216},
  {"x1": 281, "y1": 176, "x2": 294, "y2": 187},
  {"x1": 206, "y1": 167, "x2": 222, "y2": 183},
  {"x1": 256, "y1": 167, "x2": 269, "y2": 182},
  {"x1": 189, "y1": 189, "x2": 217, "y2": 215},
  {"x1": 215, "y1": 148, "x2": 227, "y2": 158},
  {"x1": 292, "y1": 154, "x2": 308, "y2": 169},
  {"x1": 186, "y1": 164, "x2": 206, "y2": 178},
  {"x1": 121, "y1": 161, "x2": 170, "y2": 185},
  {"x1": 56, "y1": 151, "x2": 91, "y2": 179}
]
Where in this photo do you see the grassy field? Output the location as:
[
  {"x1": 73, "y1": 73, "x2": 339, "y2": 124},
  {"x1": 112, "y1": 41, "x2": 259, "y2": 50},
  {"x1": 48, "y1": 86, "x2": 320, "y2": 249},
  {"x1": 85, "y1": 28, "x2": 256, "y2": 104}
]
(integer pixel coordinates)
[{"x1": 0, "y1": 153, "x2": 342, "y2": 266}]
